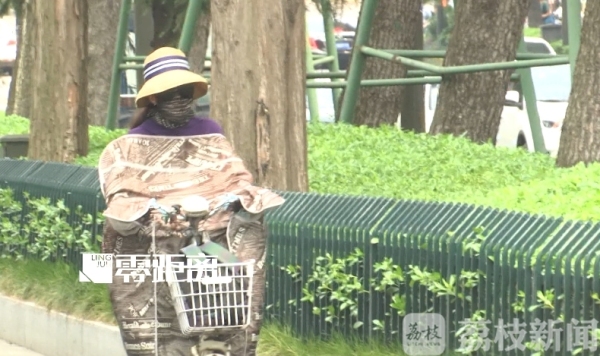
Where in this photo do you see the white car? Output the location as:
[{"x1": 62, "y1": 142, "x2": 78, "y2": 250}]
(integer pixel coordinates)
[
  {"x1": 422, "y1": 37, "x2": 569, "y2": 156},
  {"x1": 502, "y1": 63, "x2": 570, "y2": 155}
]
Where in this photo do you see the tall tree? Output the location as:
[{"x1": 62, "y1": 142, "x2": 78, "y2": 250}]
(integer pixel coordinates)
[
  {"x1": 555, "y1": 0, "x2": 600, "y2": 167},
  {"x1": 4, "y1": 0, "x2": 34, "y2": 118},
  {"x1": 28, "y1": 0, "x2": 89, "y2": 161},
  {"x1": 349, "y1": 0, "x2": 424, "y2": 128},
  {"x1": 429, "y1": 0, "x2": 529, "y2": 144},
  {"x1": 87, "y1": 0, "x2": 120, "y2": 126},
  {"x1": 211, "y1": 0, "x2": 308, "y2": 192},
  {"x1": 7, "y1": 0, "x2": 121, "y2": 128}
]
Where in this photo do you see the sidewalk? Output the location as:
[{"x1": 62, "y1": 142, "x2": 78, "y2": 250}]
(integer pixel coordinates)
[{"x1": 0, "y1": 339, "x2": 45, "y2": 356}]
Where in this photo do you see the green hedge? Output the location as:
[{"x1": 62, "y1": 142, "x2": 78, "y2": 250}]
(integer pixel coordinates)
[{"x1": 1, "y1": 113, "x2": 598, "y2": 222}]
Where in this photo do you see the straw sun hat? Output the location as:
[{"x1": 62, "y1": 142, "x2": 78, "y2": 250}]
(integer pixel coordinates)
[{"x1": 135, "y1": 47, "x2": 208, "y2": 108}]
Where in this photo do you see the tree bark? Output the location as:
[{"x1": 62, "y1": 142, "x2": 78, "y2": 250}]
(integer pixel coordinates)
[
  {"x1": 429, "y1": 0, "x2": 529, "y2": 144},
  {"x1": 87, "y1": 0, "x2": 120, "y2": 126},
  {"x1": 211, "y1": 0, "x2": 308, "y2": 192},
  {"x1": 151, "y1": 0, "x2": 187, "y2": 48},
  {"x1": 555, "y1": 0, "x2": 600, "y2": 167},
  {"x1": 400, "y1": 3, "x2": 425, "y2": 133},
  {"x1": 351, "y1": 0, "x2": 423, "y2": 127},
  {"x1": 6, "y1": 0, "x2": 33, "y2": 118},
  {"x1": 187, "y1": 0, "x2": 211, "y2": 74},
  {"x1": 28, "y1": 0, "x2": 89, "y2": 161}
]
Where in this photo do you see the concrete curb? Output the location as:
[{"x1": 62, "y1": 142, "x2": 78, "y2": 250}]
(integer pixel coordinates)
[{"x1": 0, "y1": 294, "x2": 126, "y2": 356}]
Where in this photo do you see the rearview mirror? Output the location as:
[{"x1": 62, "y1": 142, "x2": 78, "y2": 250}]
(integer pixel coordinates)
[
  {"x1": 504, "y1": 99, "x2": 523, "y2": 110},
  {"x1": 504, "y1": 90, "x2": 523, "y2": 110}
]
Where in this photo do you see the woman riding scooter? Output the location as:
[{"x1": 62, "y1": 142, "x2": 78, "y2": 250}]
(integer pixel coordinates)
[{"x1": 98, "y1": 47, "x2": 284, "y2": 356}]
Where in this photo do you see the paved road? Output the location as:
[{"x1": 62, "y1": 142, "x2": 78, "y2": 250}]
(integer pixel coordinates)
[{"x1": 0, "y1": 339, "x2": 44, "y2": 356}]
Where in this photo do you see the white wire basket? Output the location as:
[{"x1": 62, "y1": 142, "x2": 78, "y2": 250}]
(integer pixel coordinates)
[{"x1": 166, "y1": 257, "x2": 255, "y2": 335}]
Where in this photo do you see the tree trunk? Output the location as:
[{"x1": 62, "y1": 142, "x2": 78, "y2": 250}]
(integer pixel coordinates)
[
  {"x1": 187, "y1": 0, "x2": 211, "y2": 74},
  {"x1": 555, "y1": 0, "x2": 600, "y2": 167},
  {"x1": 28, "y1": 0, "x2": 89, "y2": 161},
  {"x1": 351, "y1": 0, "x2": 423, "y2": 127},
  {"x1": 400, "y1": 4, "x2": 425, "y2": 133},
  {"x1": 527, "y1": 0, "x2": 543, "y2": 28},
  {"x1": 429, "y1": 0, "x2": 529, "y2": 144},
  {"x1": 211, "y1": 0, "x2": 308, "y2": 192},
  {"x1": 149, "y1": 0, "x2": 210, "y2": 73},
  {"x1": 6, "y1": 0, "x2": 34, "y2": 118},
  {"x1": 151, "y1": 0, "x2": 187, "y2": 48},
  {"x1": 87, "y1": 0, "x2": 120, "y2": 126}
]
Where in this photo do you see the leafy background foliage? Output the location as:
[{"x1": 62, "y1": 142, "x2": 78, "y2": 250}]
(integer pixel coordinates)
[{"x1": 2, "y1": 113, "x2": 597, "y2": 221}]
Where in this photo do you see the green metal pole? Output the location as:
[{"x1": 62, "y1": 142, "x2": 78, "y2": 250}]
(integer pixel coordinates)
[
  {"x1": 439, "y1": 56, "x2": 568, "y2": 74},
  {"x1": 320, "y1": 0, "x2": 342, "y2": 113},
  {"x1": 312, "y1": 56, "x2": 336, "y2": 66},
  {"x1": 307, "y1": 71, "x2": 346, "y2": 79},
  {"x1": 178, "y1": 0, "x2": 203, "y2": 54},
  {"x1": 383, "y1": 49, "x2": 562, "y2": 60},
  {"x1": 566, "y1": 0, "x2": 582, "y2": 78},
  {"x1": 105, "y1": 0, "x2": 133, "y2": 130},
  {"x1": 338, "y1": 0, "x2": 379, "y2": 124},
  {"x1": 517, "y1": 38, "x2": 546, "y2": 154},
  {"x1": 122, "y1": 56, "x2": 147, "y2": 62},
  {"x1": 361, "y1": 47, "x2": 444, "y2": 73},
  {"x1": 361, "y1": 46, "x2": 569, "y2": 74},
  {"x1": 306, "y1": 29, "x2": 320, "y2": 123},
  {"x1": 308, "y1": 77, "x2": 442, "y2": 88},
  {"x1": 308, "y1": 68, "x2": 510, "y2": 79},
  {"x1": 120, "y1": 63, "x2": 143, "y2": 70},
  {"x1": 306, "y1": 73, "x2": 521, "y2": 88}
]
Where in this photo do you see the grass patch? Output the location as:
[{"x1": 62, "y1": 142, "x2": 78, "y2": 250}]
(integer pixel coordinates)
[
  {"x1": 0, "y1": 257, "x2": 419, "y2": 356},
  {"x1": 0, "y1": 258, "x2": 114, "y2": 323},
  {"x1": 307, "y1": 123, "x2": 556, "y2": 202},
  {"x1": 468, "y1": 162, "x2": 600, "y2": 221},
  {"x1": 523, "y1": 27, "x2": 542, "y2": 38}
]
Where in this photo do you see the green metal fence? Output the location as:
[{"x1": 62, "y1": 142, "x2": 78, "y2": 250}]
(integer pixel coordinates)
[{"x1": 1, "y1": 159, "x2": 599, "y2": 355}]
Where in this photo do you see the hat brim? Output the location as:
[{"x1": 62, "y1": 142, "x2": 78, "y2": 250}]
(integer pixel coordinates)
[{"x1": 135, "y1": 70, "x2": 209, "y2": 108}]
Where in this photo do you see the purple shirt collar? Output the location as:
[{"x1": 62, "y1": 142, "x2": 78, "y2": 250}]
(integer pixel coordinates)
[{"x1": 128, "y1": 117, "x2": 224, "y2": 137}]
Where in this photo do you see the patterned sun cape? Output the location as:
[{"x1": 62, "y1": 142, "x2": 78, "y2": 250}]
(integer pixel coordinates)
[{"x1": 98, "y1": 133, "x2": 285, "y2": 229}]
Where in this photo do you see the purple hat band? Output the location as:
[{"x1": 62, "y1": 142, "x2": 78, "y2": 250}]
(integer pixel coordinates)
[{"x1": 143, "y1": 55, "x2": 191, "y2": 81}]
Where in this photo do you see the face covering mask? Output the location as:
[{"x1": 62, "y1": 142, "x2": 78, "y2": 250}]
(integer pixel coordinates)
[{"x1": 148, "y1": 93, "x2": 195, "y2": 129}]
